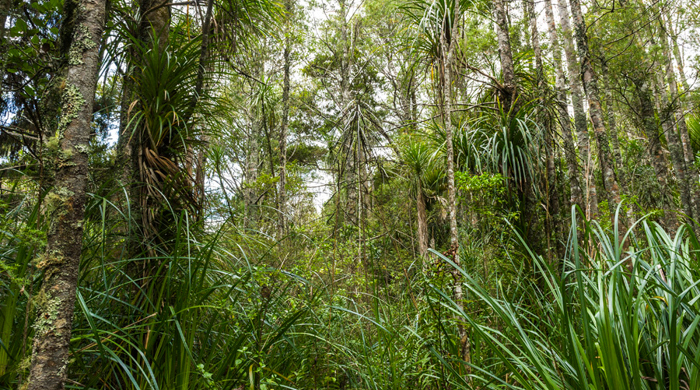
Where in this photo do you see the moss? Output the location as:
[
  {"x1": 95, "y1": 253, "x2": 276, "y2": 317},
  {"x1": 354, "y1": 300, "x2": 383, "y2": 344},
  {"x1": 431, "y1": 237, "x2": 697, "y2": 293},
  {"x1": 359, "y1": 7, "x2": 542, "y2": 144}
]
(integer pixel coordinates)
[
  {"x1": 68, "y1": 24, "x2": 96, "y2": 66},
  {"x1": 45, "y1": 134, "x2": 61, "y2": 152},
  {"x1": 17, "y1": 356, "x2": 31, "y2": 373},
  {"x1": 44, "y1": 188, "x2": 74, "y2": 234}
]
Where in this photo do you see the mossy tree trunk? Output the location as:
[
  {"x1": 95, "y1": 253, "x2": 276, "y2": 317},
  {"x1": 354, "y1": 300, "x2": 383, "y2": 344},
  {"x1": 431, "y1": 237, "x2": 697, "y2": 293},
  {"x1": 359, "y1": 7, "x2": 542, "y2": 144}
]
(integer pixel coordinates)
[
  {"x1": 493, "y1": 0, "x2": 516, "y2": 110},
  {"x1": 634, "y1": 75, "x2": 676, "y2": 227},
  {"x1": 416, "y1": 186, "x2": 428, "y2": 257},
  {"x1": 557, "y1": 0, "x2": 598, "y2": 218},
  {"x1": 543, "y1": 0, "x2": 583, "y2": 211},
  {"x1": 26, "y1": 0, "x2": 106, "y2": 388},
  {"x1": 441, "y1": 0, "x2": 468, "y2": 365},
  {"x1": 116, "y1": 0, "x2": 170, "y2": 243},
  {"x1": 0, "y1": 0, "x2": 11, "y2": 100},
  {"x1": 568, "y1": 0, "x2": 621, "y2": 215},
  {"x1": 526, "y1": 0, "x2": 561, "y2": 257},
  {"x1": 279, "y1": 0, "x2": 292, "y2": 237},
  {"x1": 660, "y1": 16, "x2": 699, "y2": 222}
]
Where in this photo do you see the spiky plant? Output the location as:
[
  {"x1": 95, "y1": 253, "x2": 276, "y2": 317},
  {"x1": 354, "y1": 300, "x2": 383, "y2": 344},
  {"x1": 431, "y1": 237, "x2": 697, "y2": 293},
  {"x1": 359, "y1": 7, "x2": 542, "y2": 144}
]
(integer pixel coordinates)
[{"x1": 431, "y1": 207, "x2": 700, "y2": 389}]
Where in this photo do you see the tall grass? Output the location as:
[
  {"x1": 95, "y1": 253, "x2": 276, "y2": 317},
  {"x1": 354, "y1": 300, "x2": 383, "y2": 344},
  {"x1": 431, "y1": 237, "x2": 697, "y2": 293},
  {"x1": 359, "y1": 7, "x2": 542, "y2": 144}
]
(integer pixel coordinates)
[
  {"x1": 434, "y1": 207, "x2": 700, "y2": 389},
  {"x1": 5, "y1": 178, "x2": 699, "y2": 390},
  {"x1": 66, "y1": 196, "x2": 317, "y2": 390}
]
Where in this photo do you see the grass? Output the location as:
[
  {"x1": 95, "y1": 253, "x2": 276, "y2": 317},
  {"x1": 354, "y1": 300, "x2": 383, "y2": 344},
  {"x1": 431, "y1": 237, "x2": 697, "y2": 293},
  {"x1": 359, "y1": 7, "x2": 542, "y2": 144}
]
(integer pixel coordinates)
[
  {"x1": 434, "y1": 206, "x2": 700, "y2": 389},
  {"x1": 3, "y1": 182, "x2": 700, "y2": 390}
]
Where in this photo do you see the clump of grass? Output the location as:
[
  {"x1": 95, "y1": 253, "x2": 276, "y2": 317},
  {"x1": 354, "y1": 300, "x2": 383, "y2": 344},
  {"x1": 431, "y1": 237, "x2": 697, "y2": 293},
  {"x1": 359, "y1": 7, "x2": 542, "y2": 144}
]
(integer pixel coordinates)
[{"x1": 433, "y1": 207, "x2": 700, "y2": 389}]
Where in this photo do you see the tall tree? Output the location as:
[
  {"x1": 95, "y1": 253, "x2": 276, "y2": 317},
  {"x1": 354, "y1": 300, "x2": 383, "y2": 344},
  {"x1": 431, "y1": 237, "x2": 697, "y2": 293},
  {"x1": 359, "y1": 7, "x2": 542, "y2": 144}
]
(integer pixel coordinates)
[
  {"x1": 279, "y1": 0, "x2": 293, "y2": 236},
  {"x1": 0, "y1": 0, "x2": 10, "y2": 100},
  {"x1": 660, "y1": 15, "x2": 700, "y2": 221},
  {"x1": 525, "y1": 0, "x2": 560, "y2": 255},
  {"x1": 557, "y1": 0, "x2": 598, "y2": 218},
  {"x1": 568, "y1": 0, "x2": 621, "y2": 213},
  {"x1": 441, "y1": 0, "x2": 469, "y2": 363},
  {"x1": 544, "y1": 0, "x2": 583, "y2": 211},
  {"x1": 26, "y1": 0, "x2": 107, "y2": 387},
  {"x1": 493, "y1": 0, "x2": 516, "y2": 110}
]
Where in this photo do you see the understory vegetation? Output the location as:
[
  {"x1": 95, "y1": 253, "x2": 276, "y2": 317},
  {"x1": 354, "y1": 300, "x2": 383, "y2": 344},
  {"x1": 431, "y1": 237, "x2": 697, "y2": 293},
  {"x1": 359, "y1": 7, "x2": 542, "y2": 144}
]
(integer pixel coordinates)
[{"x1": 1, "y1": 0, "x2": 700, "y2": 388}]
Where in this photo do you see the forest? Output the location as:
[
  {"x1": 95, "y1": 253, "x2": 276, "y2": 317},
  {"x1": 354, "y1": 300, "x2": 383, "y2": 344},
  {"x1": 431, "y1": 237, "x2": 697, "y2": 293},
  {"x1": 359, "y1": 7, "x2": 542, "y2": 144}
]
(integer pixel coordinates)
[{"x1": 0, "y1": 0, "x2": 700, "y2": 388}]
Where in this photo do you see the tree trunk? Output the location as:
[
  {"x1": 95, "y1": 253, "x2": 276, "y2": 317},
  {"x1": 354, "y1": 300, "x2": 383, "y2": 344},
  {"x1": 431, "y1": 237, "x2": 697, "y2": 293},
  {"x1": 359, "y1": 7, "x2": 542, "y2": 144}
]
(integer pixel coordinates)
[
  {"x1": 557, "y1": 0, "x2": 597, "y2": 218},
  {"x1": 568, "y1": 0, "x2": 620, "y2": 215},
  {"x1": 245, "y1": 107, "x2": 260, "y2": 229},
  {"x1": 635, "y1": 76, "x2": 675, "y2": 227},
  {"x1": 600, "y1": 62, "x2": 625, "y2": 190},
  {"x1": 279, "y1": 0, "x2": 292, "y2": 237},
  {"x1": 189, "y1": 0, "x2": 215, "y2": 220},
  {"x1": 526, "y1": 0, "x2": 559, "y2": 257},
  {"x1": 661, "y1": 16, "x2": 699, "y2": 222},
  {"x1": 417, "y1": 187, "x2": 428, "y2": 257},
  {"x1": 116, "y1": 0, "x2": 171, "y2": 252},
  {"x1": 494, "y1": 0, "x2": 516, "y2": 110},
  {"x1": 441, "y1": 0, "x2": 468, "y2": 364},
  {"x1": 524, "y1": 0, "x2": 543, "y2": 85},
  {"x1": 665, "y1": 13, "x2": 690, "y2": 94},
  {"x1": 600, "y1": 60, "x2": 636, "y2": 227},
  {"x1": 655, "y1": 67, "x2": 692, "y2": 221},
  {"x1": 651, "y1": 25, "x2": 692, "y2": 223},
  {"x1": 0, "y1": 0, "x2": 10, "y2": 100},
  {"x1": 544, "y1": 0, "x2": 583, "y2": 211},
  {"x1": 26, "y1": 0, "x2": 106, "y2": 387},
  {"x1": 338, "y1": 1, "x2": 358, "y2": 227}
]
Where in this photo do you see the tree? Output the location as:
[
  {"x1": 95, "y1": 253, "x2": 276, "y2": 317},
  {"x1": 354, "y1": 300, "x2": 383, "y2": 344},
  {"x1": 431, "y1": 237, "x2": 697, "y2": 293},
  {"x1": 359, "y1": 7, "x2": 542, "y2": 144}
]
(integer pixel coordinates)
[
  {"x1": 440, "y1": 0, "x2": 468, "y2": 362},
  {"x1": 278, "y1": 0, "x2": 293, "y2": 236},
  {"x1": 493, "y1": 0, "x2": 516, "y2": 110},
  {"x1": 543, "y1": 0, "x2": 583, "y2": 211},
  {"x1": 26, "y1": 0, "x2": 107, "y2": 387},
  {"x1": 557, "y1": 0, "x2": 598, "y2": 218},
  {"x1": 568, "y1": 0, "x2": 621, "y2": 214}
]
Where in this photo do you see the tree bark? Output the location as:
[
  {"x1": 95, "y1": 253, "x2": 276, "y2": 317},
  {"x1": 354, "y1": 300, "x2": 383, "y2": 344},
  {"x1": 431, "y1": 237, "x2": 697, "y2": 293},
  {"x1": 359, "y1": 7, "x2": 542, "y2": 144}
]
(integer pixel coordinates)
[
  {"x1": 656, "y1": 69, "x2": 691, "y2": 221},
  {"x1": 599, "y1": 60, "x2": 636, "y2": 227},
  {"x1": 245, "y1": 104, "x2": 260, "y2": 229},
  {"x1": 557, "y1": 0, "x2": 598, "y2": 218},
  {"x1": 0, "y1": 0, "x2": 10, "y2": 100},
  {"x1": 661, "y1": 16, "x2": 699, "y2": 222},
  {"x1": 649, "y1": 26, "x2": 691, "y2": 223},
  {"x1": 26, "y1": 0, "x2": 106, "y2": 387},
  {"x1": 279, "y1": 0, "x2": 292, "y2": 237},
  {"x1": 417, "y1": 187, "x2": 428, "y2": 257},
  {"x1": 441, "y1": 0, "x2": 468, "y2": 364},
  {"x1": 568, "y1": 0, "x2": 620, "y2": 215},
  {"x1": 665, "y1": 13, "x2": 690, "y2": 94},
  {"x1": 115, "y1": 0, "x2": 171, "y2": 254},
  {"x1": 526, "y1": 0, "x2": 559, "y2": 256},
  {"x1": 494, "y1": 0, "x2": 516, "y2": 111},
  {"x1": 544, "y1": 0, "x2": 583, "y2": 211},
  {"x1": 635, "y1": 76, "x2": 676, "y2": 227}
]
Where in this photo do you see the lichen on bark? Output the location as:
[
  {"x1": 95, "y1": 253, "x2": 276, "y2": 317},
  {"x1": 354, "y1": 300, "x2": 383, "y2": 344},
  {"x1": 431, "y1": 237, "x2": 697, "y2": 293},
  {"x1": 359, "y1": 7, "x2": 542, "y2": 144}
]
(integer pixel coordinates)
[
  {"x1": 56, "y1": 83, "x2": 85, "y2": 138},
  {"x1": 32, "y1": 289, "x2": 63, "y2": 337},
  {"x1": 68, "y1": 24, "x2": 97, "y2": 65}
]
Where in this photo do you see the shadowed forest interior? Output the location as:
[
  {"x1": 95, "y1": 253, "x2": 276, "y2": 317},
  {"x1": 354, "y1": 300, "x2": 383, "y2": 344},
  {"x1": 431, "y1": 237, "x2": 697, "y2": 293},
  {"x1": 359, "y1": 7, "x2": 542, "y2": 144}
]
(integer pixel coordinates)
[{"x1": 2, "y1": 0, "x2": 700, "y2": 388}]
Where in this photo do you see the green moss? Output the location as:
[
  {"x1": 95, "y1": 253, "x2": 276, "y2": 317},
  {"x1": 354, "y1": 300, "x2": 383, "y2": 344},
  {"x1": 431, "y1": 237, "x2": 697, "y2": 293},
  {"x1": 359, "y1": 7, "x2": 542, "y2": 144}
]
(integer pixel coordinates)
[
  {"x1": 44, "y1": 188, "x2": 74, "y2": 233},
  {"x1": 68, "y1": 24, "x2": 96, "y2": 65}
]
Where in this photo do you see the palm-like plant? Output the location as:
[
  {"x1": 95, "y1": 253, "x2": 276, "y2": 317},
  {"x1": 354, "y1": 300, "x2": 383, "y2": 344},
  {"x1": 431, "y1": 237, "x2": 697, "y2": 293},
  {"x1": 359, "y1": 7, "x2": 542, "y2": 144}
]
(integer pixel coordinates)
[
  {"x1": 400, "y1": 135, "x2": 445, "y2": 256},
  {"x1": 457, "y1": 100, "x2": 543, "y2": 195},
  {"x1": 125, "y1": 37, "x2": 205, "y2": 248}
]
